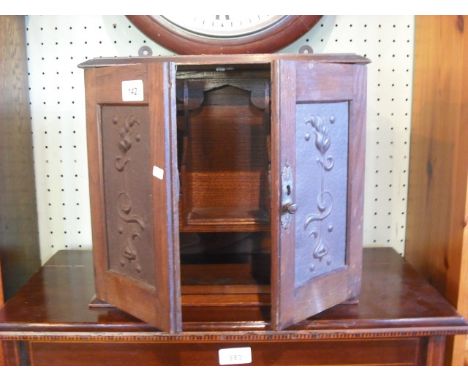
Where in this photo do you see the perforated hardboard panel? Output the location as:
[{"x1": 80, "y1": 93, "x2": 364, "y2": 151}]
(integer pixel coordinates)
[{"x1": 24, "y1": 16, "x2": 414, "y2": 264}]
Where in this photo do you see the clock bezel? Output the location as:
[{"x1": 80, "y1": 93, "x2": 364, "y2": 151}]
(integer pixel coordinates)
[{"x1": 126, "y1": 15, "x2": 322, "y2": 54}]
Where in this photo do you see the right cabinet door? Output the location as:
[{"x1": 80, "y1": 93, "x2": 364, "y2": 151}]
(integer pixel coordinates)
[{"x1": 270, "y1": 59, "x2": 367, "y2": 330}]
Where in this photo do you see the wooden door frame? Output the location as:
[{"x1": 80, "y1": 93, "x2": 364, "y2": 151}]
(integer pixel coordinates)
[
  {"x1": 84, "y1": 62, "x2": 181, "y2": 332},
  {"x1": 270, "y1": 59, "x2": 367, "y2": 329}
]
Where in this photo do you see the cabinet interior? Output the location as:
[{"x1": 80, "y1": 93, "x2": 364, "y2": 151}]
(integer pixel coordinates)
[{"x1": 175, "y1": 63, "x2": 272, "y2": 302}]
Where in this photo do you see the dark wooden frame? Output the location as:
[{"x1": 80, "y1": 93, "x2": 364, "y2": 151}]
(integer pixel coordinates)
[
  {"x1": 126, "y1": 16, "x2": 322, "y2": 54},
  {"x1": 85, "y1": 63, "x2": 182, "y2": 332}
]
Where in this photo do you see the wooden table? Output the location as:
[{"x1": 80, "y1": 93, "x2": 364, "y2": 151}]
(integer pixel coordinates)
[{"x1": 0, "y1": 248, "x2": 467, "y2": 366}]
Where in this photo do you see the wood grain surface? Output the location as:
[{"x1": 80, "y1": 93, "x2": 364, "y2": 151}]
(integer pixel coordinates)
[
  {"x1": 84, "y1": 62, "x2": 182, "y2": 332},
  {"x1": 0, "y1": 16, "x2": 41, "y2": 300},
  {"x1": 0, "y1": 248, "x2": 465, "y2": 332},
  {"x1": 78, "y1": 53, "x2": 371, "y2": 69},
  {"x1": 0, "y1": 258, "x2": 3, "y2": 365},
  {"x1": 0, "y1": 259, "x2": 3, "y2": 306},
  {"x1": 0, "y1": 248, "x2": 467, "y2": 365},
  {"x1": 461, "y1": 171, "x2": 468, "y2": 366},
  {"x1": 405, "y1": 15, "x2": 468, "y2": 365},
  {"x1": 0, "y1": 17, "x2": 41, "y2": 365},
  {"x1": 177, "y1": 75, "x2": 271, "y2": 232}
]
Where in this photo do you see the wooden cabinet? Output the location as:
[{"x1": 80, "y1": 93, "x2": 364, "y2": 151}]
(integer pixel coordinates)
[{"x1": 80, "y1": 54, "x2": 369, "y2": 332}]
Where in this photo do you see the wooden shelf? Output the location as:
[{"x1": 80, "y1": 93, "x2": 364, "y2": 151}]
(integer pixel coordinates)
[
  {"x1": 180, "y1": 207, "x2": 269, "y2": 232},
  {"x1": 182, "y1": 260, "x2": 268, "y2": 283}
]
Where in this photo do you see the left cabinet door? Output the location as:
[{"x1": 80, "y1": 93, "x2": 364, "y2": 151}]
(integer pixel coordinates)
[{"x1": 85, "y1": 62, "x2": 182, "y2": 332}]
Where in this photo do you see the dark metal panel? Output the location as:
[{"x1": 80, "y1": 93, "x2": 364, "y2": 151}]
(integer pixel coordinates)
[
  {"x1": 294, "y1": 102, "x2": 349, "y2": 287},
  {"x1": 100, "y1": 105, "x2": 156, "y2": 286}
]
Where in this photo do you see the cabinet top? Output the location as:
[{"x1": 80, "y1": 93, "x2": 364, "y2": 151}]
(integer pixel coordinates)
[{"x1": 78, "y1": 53, "x2": 370, "y2": 69}]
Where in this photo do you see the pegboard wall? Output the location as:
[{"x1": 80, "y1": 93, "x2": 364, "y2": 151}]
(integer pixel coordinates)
[{"x1": 25, "y1": 15, "x2": 414, "y2": 264}]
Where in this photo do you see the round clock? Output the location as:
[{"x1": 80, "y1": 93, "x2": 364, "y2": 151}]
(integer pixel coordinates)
[{"x1": 126, "y1": 15, "x2": 322, "y2": 54}]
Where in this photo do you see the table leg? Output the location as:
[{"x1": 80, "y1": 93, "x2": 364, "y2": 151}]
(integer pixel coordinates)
[
  {"x1": 426, "y1": 336, "x2": 447, "y2": 365},
  {"x1": 1, "y1": 341, "x2": 31, "y2": 366}
]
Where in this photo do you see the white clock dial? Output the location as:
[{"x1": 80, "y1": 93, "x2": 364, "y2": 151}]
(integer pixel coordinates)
[{"x1": 157, "y1": 15, "x2": 285, "y2": 38}]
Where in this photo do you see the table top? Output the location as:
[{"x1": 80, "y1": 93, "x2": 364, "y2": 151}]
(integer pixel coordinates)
[{"x1": 0, "y1": 248, "x2": 466, "y2": 342}]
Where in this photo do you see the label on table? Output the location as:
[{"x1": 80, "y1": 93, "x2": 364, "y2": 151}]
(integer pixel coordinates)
[
  {"x1": 218, "y1": 347, "x2": 252, "y2": 365},
  {"x1": 122, "y1": 80, "x2": 144, "y2": 101}
]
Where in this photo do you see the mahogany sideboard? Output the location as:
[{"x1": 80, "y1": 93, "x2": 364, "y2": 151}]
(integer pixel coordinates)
[{"x1": 0, "y1": 247, "x2": 466, "y2": 366}]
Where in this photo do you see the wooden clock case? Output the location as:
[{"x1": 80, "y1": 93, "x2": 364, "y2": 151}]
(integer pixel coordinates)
[
  {"x1": 126, "y1": 16, "x2": 323, "y2": 54},
  {"x1": 80, "y1": 53, "x2": 369, "y2": 333}
]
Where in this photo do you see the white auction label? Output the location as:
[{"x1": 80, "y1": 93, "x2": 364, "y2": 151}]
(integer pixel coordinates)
[
  {"x1": 152, "y1": 165, "x2": 164, "y2": 180},
  {"x1": 218, "y1": 347, "x2": 252, "y2": 365},
  {"x1": 121, "y1": 80, "x2": 144, "y2": 101}
]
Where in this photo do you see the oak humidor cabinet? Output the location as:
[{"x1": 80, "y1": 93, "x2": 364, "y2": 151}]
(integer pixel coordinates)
[{"x1": 81, "y1": 54, "x2": 368, "y2": 332}]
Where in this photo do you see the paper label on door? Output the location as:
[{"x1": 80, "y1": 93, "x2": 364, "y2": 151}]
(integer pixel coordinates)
[
  {"x1": 122, "y1": 80, "x2": 144, "y2": 101},
  {"x1": 218, "y1": 347, "x2": 252, "y2": 365},
  {"x1": 152, "y1": 165, "x2": 164, "y2": 180}
]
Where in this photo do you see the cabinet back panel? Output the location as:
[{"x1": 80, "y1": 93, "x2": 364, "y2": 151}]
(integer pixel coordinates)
[
  {"x1": 178, "y1": 82, "x2": 270, "y2": 230},
  {"x1": 188, "y1": 105, "x2": 266, "y2": 172}
]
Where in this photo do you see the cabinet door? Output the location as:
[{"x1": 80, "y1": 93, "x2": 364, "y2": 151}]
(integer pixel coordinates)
[
  {"x1": 85, "y1": 62, "x2": 181, "y2": 332},
  {"x1": 270, "y1": 60, "x2": 366, "y2": 329}
]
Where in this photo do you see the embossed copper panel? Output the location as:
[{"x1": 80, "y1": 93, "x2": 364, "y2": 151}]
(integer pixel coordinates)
[
  {"x1": 294, "y1": 102, "x2": 349, "y2": 287},
  {"x1": 100, "y1": 105, "x2": 156, "y2": 286}
]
